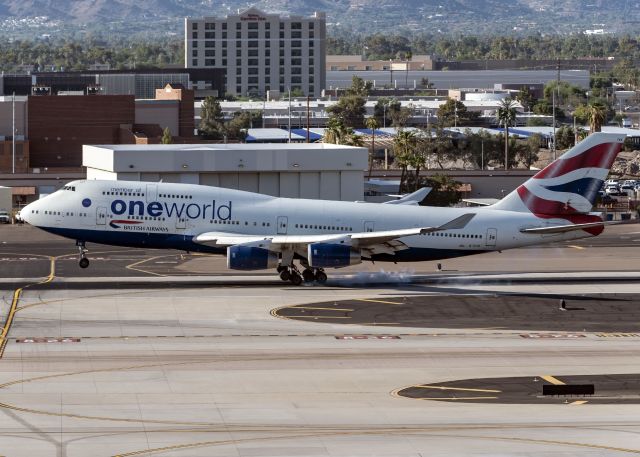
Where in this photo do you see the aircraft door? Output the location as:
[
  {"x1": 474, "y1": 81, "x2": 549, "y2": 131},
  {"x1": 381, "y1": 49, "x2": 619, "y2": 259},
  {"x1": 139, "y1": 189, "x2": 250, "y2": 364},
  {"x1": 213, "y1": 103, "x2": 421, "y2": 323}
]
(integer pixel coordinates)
[
  {"x1": 486, "y1": 228, "x2": 497, "y2": 247},
  {"x1": 364, "y1": 221, "x2": 375, "y2": 232},
  {"x1": 146, "y1": 184, "x2": 158, "y2": 202},
  {"x1": 277, "y1": 216, "x2": 288, "y2": 235},
  {"x1": 176, "y1": 215, "x2": 187, "y2": 230},
  {"x1": 96, "y1": 207, "x2": 107, "y2": 226}
]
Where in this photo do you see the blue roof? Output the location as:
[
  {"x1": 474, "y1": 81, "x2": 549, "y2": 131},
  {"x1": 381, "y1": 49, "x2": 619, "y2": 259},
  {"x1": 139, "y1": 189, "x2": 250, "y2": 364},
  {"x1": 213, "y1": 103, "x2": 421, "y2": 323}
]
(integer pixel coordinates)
[{"x1": 291, "y1": 128, "x2": 323, "y2": 141}]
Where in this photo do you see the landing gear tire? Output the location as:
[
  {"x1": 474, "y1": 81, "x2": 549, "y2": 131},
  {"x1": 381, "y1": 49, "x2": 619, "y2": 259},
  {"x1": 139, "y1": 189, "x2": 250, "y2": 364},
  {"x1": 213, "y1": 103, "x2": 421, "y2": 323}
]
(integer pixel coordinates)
[
  {"x1": 79, "y1": 257, "x2": 90, "y2": 269},
  {"x1": 279, "y1": 270, "x2": 291, "y2": 282},
  {"x1": 289, "y1": 273, "x2": 303, "y2": 286},
  {"x1": 302, "y1": 269, "x2": 315, "y2": 283},
  {"x1": 315, "y1": 270, "x2": 327, "y2": 284},
  {"x1": 277, "y1": 265, "x2": 287, "y2": 273},
  {"x1": 76, "y1": 241, "x2": 89, "y2": 269}
]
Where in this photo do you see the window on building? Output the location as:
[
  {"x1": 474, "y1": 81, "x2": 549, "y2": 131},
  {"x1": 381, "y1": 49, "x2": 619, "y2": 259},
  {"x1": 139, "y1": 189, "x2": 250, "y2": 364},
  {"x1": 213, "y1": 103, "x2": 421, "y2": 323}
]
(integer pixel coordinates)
[
  {"x1": 222, "y1": 41, "x2": 227, "y2": 48},
  {"x1": 309, "y1": 58, "x2": 314, "y2": 65},
  {"x1": 222, "y1": 23, "x2": 227, "y2": 30},
  {"x1": 248, "y1": 22, "x2": 258, "y2": 29},
  {"x1": 222, "y1": 31, "x2": 227, "y2": 39},
  {"x1": 236, "y1": 76, "x2": 242, "y2": 84},
  {"x1": 279, "y1": 31, "x2": 284, "y2": 39},
  {"x1": 222, "y1": 49, "x2": 227, "y2": 56},
  {"x1": 265, "y1": 31, "x2": 270, "y2": 39},
  {"x1": 291, "y1": 67, "x2": 301, "y2": 74},
  {"x1": 291, "y1": 49, "x2": 302, "y2": 57},
  {"x1": 291, "y1": 76, "x2": 302, "y2": 84},
  {"x1": 192, "y1": 50, "x2": 198, "y2": 57},
  {"x1": 236, "y1": 49, "x2": 242, "y2": 57},
  {"x1": 279, "y1": 40, "x2": 284, "y2": 47},
  {"x1": 309, "y1": 76, "x2": 314, "y2": 84},
  {"x1": 236, "y1": 31, "x2": 241, "y2": 38},
  {"x1": 265, "y1": 22, "x2": 270, "y2": 29},
  {"x1": 205, "y1": 59, "x2": 215, "y2": 66},
  {"x1": 248, "y1": 67, "x2": 258, "y2": 74},
  {"x1": 236, "y1": 22, "x2": 241, "y2": 30},
  {"x1": 291, "y1": 22, "x2": 302, "y2": 29},
  {"x1": 309, "y1": 31, "x2": 314, "y2": 38},
  {"x1": 192, "y1": 40, "x2": 197, "y2": 48},
  {"x1": 265, "y1": 49, "x2": 271, "y2": 56},
  {"x1": 308, "y1": 40, "x2": 314, "y2": 47},
  {"x1": 205, "y1": 49, "x2": 215, "y2": 57},
  {"x1": 265, "y1": 59, "x2": 270, "y2": 66},
  {"x1": 205, "y1": 41, "x2": 215, "y2": 48},
  {"x1": 222, "y1": 59, "x2": 227, "y2": 66},
  {"x1": 248, "y1": 59, "x2": 258, "y2": 66},
  {"x1": 248, "y1": 40, "x2": 258, "y2": 47},
  {"x1": 265, "y1": 40, "x2": 270, "y2": 48},
  {"x1": 248, "y1": 77, "x2": 258, "y2": 84},
  {"x1": 309, "y1": 48, "x2": 314, "y2": 56},
  {"x1": 248, "y1": 31, "x2": 258, "y2": 39},
  {"x1": 236, "y1": 59, "x2": 242, "y2": 67},
  {"x1": 291, "y1": 40, "x2": 301, "y2": 48},
  {"x1": 248, "y1": 49, "x2": 258, "y2": 56},
  {"x1": 236, "y1": 40, "x2": 241, "y2": 47},
  {"x1": 279, "y1": 22, "x2": 284, "y2": 29},
  {"x1": 205, "y1": 31, "x2": 215, "y2": 39},
  {"x1": 236, "y1": 85, "x2": 242, "y2": 93},
  {"x1": 192, "y1": 59, "x2": 198, "y2": 66},
  {"x1": 279, "y1": 58, "x2": 285, "y2": 66},
  {"x1": 192, "y1": 23, "x2": 198, "y2": 30},
  {"x1": 291, "y1": 31, "x2": 301, "y2": 39},
  {"x1": 291, "y1": 58, "x2": 301, "y2": 66},
  {"x1": 192, "y1": 31, "x2": 198, "y2": 39},
  {"x1": 265, "y1": 77, "x2": 271, "y2": 84},
  {"x1": 309, "y1": 22, "x2": 314, "y2": 30},
  {"x1": 205, "y1": 22, "x2": 215, "y2": 30},
  {"x1": 279, "y1": 49, "x2": 284, "y2": 56}
]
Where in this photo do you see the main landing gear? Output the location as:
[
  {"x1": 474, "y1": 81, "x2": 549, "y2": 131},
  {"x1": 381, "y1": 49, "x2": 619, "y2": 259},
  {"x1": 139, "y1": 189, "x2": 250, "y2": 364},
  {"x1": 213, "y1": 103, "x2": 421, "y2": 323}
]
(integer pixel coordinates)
[
  {"x1": 277, "y1": 265, "x2": 327, "y2": 285},
  {"x1": 76, "y1": 241, "x2": 90, "y2": 268}
]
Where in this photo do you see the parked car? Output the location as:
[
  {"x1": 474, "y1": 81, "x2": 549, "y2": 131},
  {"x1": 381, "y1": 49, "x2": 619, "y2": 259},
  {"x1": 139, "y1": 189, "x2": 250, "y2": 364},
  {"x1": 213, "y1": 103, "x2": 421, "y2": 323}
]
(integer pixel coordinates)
[
  {"x1": 0, "y1": 210, "x2": 10, "y2": 224},
  {"x1": 599, "y1": 194, "x2": 618, "y2": 205},
  {"x1": 605, "y1": 185, "x2": 623, "y2": 196}
]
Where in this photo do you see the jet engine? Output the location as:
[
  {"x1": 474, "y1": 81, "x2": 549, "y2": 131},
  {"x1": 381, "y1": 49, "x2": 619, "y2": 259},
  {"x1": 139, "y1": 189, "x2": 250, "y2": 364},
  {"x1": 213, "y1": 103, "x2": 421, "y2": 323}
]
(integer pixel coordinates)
[
  {"x1": 227, "y1": 242, "x2": 279, "y2": 270},
  {"x1": 307, "y1": 242, "x2": 362, "y2": 268}
]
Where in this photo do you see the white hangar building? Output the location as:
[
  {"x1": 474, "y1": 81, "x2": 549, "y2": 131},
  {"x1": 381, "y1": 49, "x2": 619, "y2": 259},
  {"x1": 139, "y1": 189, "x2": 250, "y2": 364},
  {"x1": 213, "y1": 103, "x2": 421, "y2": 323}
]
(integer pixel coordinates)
[{"x1": 83, "y1": 143, "x2": 368, "y2": 201}]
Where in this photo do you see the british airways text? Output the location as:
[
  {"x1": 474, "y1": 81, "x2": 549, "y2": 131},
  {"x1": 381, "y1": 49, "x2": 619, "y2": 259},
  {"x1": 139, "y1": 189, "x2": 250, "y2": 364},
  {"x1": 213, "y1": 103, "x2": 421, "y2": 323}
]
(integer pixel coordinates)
[{"x1": 110, "y1": 199, "x2": 232, "y2": 220}]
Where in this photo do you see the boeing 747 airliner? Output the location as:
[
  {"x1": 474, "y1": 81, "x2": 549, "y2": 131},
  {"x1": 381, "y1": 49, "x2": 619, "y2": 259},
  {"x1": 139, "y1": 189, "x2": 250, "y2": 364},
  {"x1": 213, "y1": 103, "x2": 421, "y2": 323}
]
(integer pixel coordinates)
[{"x1": 21, "y1": 132, "x2": 625, "y2": 284}]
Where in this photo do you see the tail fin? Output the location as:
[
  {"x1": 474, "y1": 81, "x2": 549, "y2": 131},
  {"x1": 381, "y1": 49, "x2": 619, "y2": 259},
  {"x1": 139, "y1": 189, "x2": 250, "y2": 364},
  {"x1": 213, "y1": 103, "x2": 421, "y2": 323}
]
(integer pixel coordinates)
[{"x1": 491, "y1": 132, "x2": 625, "y2": 215}]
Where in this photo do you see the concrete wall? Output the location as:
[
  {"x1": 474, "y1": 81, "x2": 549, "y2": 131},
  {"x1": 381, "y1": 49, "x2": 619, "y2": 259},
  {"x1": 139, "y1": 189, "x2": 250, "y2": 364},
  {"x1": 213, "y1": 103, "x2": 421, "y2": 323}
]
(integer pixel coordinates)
[
  {"x1": 83, "y1": 143, "x2": 367, "y2": 201},
  {"x1": 0, "y1": 186, "x2": 11, "y2": 211},
  {"x1": 135, "y1": 101, "x2": 179, "y2": 136}
]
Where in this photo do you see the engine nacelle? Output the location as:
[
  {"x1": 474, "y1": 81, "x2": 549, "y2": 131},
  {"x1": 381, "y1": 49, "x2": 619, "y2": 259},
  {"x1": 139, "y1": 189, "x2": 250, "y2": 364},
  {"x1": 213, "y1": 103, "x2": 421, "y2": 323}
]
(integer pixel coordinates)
[
  {"x1": 307, "y1": 243, "x2": 362, "y2": 268},
  {"x1": 227, "y1": 244, "x2": 279, "y2": 270}
]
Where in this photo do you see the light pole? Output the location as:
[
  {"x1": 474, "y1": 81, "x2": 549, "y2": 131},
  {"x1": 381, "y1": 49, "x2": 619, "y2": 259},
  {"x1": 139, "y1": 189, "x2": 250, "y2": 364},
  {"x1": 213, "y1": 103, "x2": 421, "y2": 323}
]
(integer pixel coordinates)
[
  {"x1": 12, "y1": 92, "x2": 15, "y2": 174},
  {"x1": 288, "y1": 87, "x2": 292, "y2": 143}
]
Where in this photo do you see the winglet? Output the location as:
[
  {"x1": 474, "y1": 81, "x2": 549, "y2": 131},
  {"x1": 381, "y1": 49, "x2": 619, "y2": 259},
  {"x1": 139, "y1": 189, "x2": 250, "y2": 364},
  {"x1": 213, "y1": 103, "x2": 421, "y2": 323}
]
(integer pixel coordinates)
[
  {"x1": 429, "y1": 213, "x2": 476, "y2": 232},
  {"x1": 383, "y1": 187, "x2": 432, "y2": 205}
]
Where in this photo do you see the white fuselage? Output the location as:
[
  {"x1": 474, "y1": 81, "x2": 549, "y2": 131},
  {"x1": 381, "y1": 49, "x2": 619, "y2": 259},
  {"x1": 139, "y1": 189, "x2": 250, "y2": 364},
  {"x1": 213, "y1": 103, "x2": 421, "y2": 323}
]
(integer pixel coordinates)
[{"x1": 21, "y1": 180, "x2": 595, "y2": 263}]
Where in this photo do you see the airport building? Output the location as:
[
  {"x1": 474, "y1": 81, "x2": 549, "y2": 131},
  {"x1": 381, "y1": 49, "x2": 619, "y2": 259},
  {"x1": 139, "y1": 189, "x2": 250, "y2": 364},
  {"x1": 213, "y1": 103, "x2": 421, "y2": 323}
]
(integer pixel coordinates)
[
  {"x1": 185, "y1": 8, "x2": 326, "y2": 98},
  {"x1": 83, "y1": 143, "x2": 367, "y2": 201}
]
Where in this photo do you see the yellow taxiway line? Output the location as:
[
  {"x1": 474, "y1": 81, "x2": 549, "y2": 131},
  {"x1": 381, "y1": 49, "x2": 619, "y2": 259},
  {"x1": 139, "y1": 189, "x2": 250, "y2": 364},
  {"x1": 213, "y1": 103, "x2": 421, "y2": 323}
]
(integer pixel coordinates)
[
  {"x1": 416, "y1": 385, "x2": 502, "y2": 393},
  {"x1": 541, "y1": 375, "x2": 566, "y2": 385}
]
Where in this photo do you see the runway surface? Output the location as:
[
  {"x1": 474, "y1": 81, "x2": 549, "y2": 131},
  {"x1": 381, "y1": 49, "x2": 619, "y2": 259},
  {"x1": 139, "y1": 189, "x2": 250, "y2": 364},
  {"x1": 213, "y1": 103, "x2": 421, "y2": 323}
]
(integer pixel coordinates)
[{"x1": 1, "y1": 224, "x2": 640, "y2": 456}]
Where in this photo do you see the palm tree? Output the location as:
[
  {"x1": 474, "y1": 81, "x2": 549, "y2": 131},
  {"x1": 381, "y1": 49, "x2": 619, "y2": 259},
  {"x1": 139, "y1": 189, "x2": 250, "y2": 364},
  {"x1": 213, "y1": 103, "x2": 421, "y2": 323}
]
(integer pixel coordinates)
[
  {"x1": 587, "y1": 103, "x2": 607, "y2": 134},
  {"x1": 394, "y1": 130, "x2": 418, "y2": 193},
  {"x1": 365, "y1": 116, "x2": 379, "y2": 178},
  {"x1": 496, "y1": 98, "x2": 517, "y2": 170},
  {"x1": 323, "y1": 117, "x2": 364, "y2": 147}
]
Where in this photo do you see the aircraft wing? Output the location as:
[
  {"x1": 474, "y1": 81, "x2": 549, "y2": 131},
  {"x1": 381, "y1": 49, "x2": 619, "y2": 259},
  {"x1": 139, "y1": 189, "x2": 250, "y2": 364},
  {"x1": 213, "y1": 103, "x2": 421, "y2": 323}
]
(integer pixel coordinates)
[
  {"x1": 382, "y1": 187, "x2": 431, "y2": 205},
  {"x1": 194, "y1": 213, "x2": 476, "y2": 253}
]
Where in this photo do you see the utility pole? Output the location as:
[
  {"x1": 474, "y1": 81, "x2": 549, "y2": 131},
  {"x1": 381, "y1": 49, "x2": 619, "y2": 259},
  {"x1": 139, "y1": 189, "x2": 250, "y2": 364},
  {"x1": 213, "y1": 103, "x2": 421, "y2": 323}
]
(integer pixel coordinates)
[
  {"x1": 12, "y1": 92, "x2": 15, "y2": 174},
  {"x1": 288, "y1": 88, "x2": 292, "y2": 143},
  {"x1": 306, "y1": 95, "x2": 310, "y2": 143},
  {"x1": 552, "y1": 89, "x2": 556, "y2": 160}
]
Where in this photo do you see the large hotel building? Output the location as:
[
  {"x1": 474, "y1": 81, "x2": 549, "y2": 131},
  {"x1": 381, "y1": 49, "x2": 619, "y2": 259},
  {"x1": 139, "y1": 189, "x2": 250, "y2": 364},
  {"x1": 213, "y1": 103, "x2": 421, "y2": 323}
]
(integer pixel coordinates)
[{"x1": 185, "y1": 8, "x2": 326, "y2": 98}]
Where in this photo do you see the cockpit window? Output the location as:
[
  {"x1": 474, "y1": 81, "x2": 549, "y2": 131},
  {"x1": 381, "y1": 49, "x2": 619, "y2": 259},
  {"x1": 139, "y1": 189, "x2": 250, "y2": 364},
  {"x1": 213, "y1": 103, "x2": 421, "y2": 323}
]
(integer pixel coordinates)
[{"x1": 62, "y1": 186, "x2": 76, "y2": 191}]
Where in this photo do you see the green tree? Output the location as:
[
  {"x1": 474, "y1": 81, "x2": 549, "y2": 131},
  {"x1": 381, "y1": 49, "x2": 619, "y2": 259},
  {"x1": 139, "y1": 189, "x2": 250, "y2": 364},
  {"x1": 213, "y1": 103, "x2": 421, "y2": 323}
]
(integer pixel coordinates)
[
  {"x1": 421, "y1": 174, "x2": 462, "y2": 207},
  {"x1": 322, "y1": 118, "x2": 363, "y2": 147},
  {"x1": 555, "y1": 126, "x2": 575, "y2": 150},
  {"x1": 393, "y1": 129, "x2": 419, "y2": 193},
  {"x1": 496, "y1": 98, "x2": 518, "y2": 170},
  {"x1": 346, "y1": 75, "x2": 373, "y2": 97},
  {"x1": 161, "y1": 127, "x2": 172, "y2": 144},
  {"x1": 365, "y1": 116, "x2": 379, "y2": 178},
  {"x1": 516, "y1": 86, "x2": 536, "y2": 112},
  {"x1": 327, "y1": 95, "x2": 366, "y2": 128},
  {"x1": 587, "y1": 102, "x2": 608, "y2": 133},
  {"x1": 199, "y1": 96, "x2": 225, "y2": 139},
  {"x1": 437, "y1": 98, "x2": 476, "y2": 127}
]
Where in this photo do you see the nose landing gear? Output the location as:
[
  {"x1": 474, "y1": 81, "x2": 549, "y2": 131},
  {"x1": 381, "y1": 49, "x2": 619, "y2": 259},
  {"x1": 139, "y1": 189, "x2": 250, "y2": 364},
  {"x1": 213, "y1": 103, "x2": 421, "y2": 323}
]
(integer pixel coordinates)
[{"x1": 76, "y1": 241, "x2": 90, "y2": 268}]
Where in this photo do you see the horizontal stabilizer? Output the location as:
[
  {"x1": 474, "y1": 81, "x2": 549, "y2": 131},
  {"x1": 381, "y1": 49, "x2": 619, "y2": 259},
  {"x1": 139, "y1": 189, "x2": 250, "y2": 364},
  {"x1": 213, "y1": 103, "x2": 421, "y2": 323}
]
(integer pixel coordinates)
[{"x1": 520, "y1": 221, "x2": 616, "y2": 234}]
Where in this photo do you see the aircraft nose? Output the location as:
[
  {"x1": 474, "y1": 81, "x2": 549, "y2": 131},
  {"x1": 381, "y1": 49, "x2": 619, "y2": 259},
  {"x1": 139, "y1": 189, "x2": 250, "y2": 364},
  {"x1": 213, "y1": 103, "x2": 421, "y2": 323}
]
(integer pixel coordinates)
[{"x1": 21, "y1": 201, "x2": 36, "y2": 224}]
